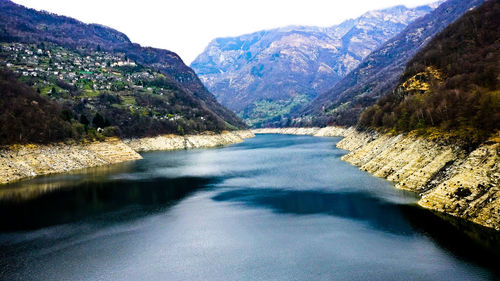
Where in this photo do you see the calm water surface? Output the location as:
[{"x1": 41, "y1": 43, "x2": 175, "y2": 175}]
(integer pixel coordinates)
[{"x1": 0, "y1": 135, "x2": 499, "y2": 280}]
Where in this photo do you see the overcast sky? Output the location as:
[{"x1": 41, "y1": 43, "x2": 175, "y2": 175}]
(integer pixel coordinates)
[{"x1": 12, "y1": 0, "x2": 436, "y2": 64}]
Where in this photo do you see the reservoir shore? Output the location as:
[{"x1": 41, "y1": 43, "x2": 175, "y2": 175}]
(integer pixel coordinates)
[
  {"x1": 0, "y1": 130, "x2": 254, "y2": 185},
  {"x1": 1, "y1": 126, "x2": 498, "y2": 230},
  {"x1": 253, "y1": 127, "x2": 499, "y2": 230}
]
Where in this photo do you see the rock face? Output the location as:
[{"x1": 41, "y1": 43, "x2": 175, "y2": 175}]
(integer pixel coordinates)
[
  {"x1": 0, "y1": 131, "x2": 254, "y2": 184},
  {"x1": 124, "y1": 130, "x2": 254, "y2": 152},
  {"x1": 254, "y1": 126, "x2": 499, "y2": 229},
  {"x1": 252, "y1": 127, "x2": 351, "y2": 137},
  {"x1": 0, "y1": 138, "x2": 142, "y2": 184},
  {"x1": 337, "y1": 130, "x2": 500, "y2": 230},
  {"x1": 299, "y1": 0, "x2": 485, "y2": 126},
  {"x1": 191, "y1": 4, "x2": 436, "y2": 127}
]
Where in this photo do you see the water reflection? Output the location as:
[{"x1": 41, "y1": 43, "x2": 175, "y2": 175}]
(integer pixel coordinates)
[
  {"x1": 0, "y1": 162, "x2": 136, "y2": 202},
  {"x1": 211, "y1": 187, "x2": 500, "y2": 274},
  {"x1": 0, "y1": 176, "x2": 217, "y2": 232},
  {"x1": 0, "y1": 134, "x2": 499, "y2": 280},
  {"x1": 400, "y1": 205, "x2": 500, "y2": 273},
  {"x1": 212, "y1": 188, "x2": 415, "y2": 235}
]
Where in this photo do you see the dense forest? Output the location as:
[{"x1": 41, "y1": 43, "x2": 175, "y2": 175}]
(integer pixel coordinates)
[
  {"x1": 359, "y1": 0, "x2": 500, "y2": 145},
  {"x1": 0, "y1": 68, "x2": 76, "y2": 145}
]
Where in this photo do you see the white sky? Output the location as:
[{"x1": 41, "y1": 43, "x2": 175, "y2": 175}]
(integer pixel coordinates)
[{"x1": 12, "y1": 0, "x2": 436, "y2": 64}]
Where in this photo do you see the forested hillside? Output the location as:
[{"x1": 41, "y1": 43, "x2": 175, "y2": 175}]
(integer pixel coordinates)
[
  {"x1": 0, "y1": 68, "x2": 75, "y2": 145},
  {"x1": 0, "y1": 0, "x2": 246, "y2": 145},
  {"x1": 297, "y1": 0, "x2": 485, "y2": 127},
  {"x1": 358, "y1": 0, "x2": 499, "y2": 146},
  {"x1": 0, "y1": 0, "x2": 246, "y2": 129}
]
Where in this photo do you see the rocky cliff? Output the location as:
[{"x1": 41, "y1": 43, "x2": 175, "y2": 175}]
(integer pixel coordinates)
[
  {"x1": 124, "y1": 130, "x2": 254, "y2": 152},
  {"x1": 337, "y1": 129, "x2": 499, "y2": 230},
  {"x1": 0, "y1": 138, "x2": 141, "y2": 184},
  {"x1": 253, "y1": 126, "x2": 351, "y2": 137},
  {"x1": 0, "y1": 131, "x2": 254, "y2": 184},
  {"x1": 254, "y1": 126, "x2": 499, "y2": 229}
]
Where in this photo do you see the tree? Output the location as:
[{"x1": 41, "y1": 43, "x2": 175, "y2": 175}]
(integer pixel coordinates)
[
  {"x1": 92, "y1": 113, "x2": 106, "y2": 128},
  {"x1": 61, "y1": 109, "x2": 73, "y2": 122},
  {"x1": 177, "y1": 124, "x2": 184, "y2": 135},
  {"x1": 80, "y1": 114, "x2": 89, "y2": 127}
]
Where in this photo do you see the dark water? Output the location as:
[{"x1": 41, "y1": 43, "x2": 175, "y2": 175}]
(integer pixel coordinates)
[{"x1": 0, "y1": 135, "x2": 499, "y2": 281}]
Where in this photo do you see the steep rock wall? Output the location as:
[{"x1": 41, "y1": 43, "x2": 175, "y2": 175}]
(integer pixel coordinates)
[
  {"x1": 252, "y1": 127, "x2": 351, "y2": 137},
  {"x1": 124, "y1": 130, "x2": 254, "y2": 152},
  {"x1": 0, "y1": 131, "x2": 255, "y2": 184},
  {"x1": 337, "y1": 130, "x2": 500, "y2": 230},
  {"x1": 0, "y1": 138, "x2": 141, "y2": 184}
]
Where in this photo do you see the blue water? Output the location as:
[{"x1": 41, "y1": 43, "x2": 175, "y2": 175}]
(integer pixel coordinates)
[{"x1": 0, "y1": 134, "x2": 498, "y2": 280}]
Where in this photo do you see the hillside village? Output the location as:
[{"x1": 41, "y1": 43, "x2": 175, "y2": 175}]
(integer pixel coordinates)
[
  {"x1": 0, "y1": 42, "x2": 188, "y2": 122},
  {"x1": 0, "y1": 42, "x2": 170, "y2": 95}
]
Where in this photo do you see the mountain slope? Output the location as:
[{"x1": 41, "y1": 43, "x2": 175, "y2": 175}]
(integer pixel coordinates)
[
  {"x1": 0, "y1": 0, "x2": 246, "y2": 129},
  {"x1": 191, "y1": 4, "x2": 437, "y2": 127},
  {"x1": 0, "y1": 42, "x2": 238, "y2": 140},
  {"x1": 298, "y1": 0, "x2": 485, "y2": 126},
  {"x1": 358, "y1": 0, "x2": 499, "y2": 145},
  {"x1": 0, "y1": 67, "x2": 75, "y2": 145}
]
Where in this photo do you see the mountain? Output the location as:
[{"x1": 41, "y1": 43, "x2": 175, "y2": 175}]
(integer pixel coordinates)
[
  {"x1": 358, "y1": 0, "x2": 499, "y2": 146},
  {"x1": 0, "y1": 41, "x2": 238, "y2": 141},
  {"x1": 0, "y1": 0, "x2": 246, "y2": 132},
  {"x1": 298, "y1": 0, "x2": 485, "y2": 127},
  {"x1": 191, "y1": 4, "x2": 437, "y2": 127}
]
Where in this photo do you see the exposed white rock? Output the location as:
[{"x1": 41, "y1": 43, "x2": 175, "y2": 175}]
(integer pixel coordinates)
[
  {"x1": 337, "y1": 129, "x2": 499, "y2": 230},
  {"x1": 124, "y1": 130, "x2": 254, "y2": 152},
  {"x1": 0, "y1": 138, "x2": 141, "y2": 184},
  {"x1": 0, "y1": 131, "x2": 255, "y2": 184},
  {"x1": 254, "y1": 126, "x2": 499, "y2": 229},
  {"x1": 252, "y1": 126, "x2": 351, "y2": 137}
]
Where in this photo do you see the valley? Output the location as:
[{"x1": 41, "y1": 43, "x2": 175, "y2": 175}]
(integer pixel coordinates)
[
  {"x1": 0, "y1": 0, "x2": 499, "y2": 279},
  {"x1": 191, "y1": 3, "x2": 438, "y2": 127}
]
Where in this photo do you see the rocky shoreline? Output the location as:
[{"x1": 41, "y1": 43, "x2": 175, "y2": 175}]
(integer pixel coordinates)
[
  {"x1": 125, "y1": 130, "x2": 254, "y2": 152},
  {"x1": 255, "y1": 127, "x2": 499, "y2": 230},
  {"x1": 0, "y1": 130, "x2": 254, "y2": 185},
  {"x1": 252, "y1": 126, "x2": 352, "y2": 137},
  {"x1": 337, "y1": 130, "x2": 499, "y2": 230},
  {"x1": 2, "y1": 127, "x2": 498, "y2": 229}
]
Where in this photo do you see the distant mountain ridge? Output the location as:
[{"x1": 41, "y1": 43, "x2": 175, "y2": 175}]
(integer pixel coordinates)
[
  {"x1": 298, "y1": 0, "x2": 486, "y2": 127},
  {"x1": 0, "y1": 0, "x2": 246, "y2": 129},
  {"x1": 191, "y1": 3, "x2": 438, "y2": 127}
]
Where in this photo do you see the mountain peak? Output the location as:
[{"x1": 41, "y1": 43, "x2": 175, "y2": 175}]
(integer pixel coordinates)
[
  {"x1": 298, "y1": 0, "x2": 485, "y2": 127},
  {"x1": 191, "y1": 3, "x2": 436, "y2": 127}
]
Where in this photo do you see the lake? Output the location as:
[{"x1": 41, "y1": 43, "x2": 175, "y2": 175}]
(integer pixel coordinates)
[{"x1": 0, "y1": 134, "x2": 499, "y2": 280}]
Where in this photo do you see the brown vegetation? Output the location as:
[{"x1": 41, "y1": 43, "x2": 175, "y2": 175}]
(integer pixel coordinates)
[
  {"x1": 359, "y1": 0, "x2": 500, "y2": 146},
  {"x1": 0, "y1": 68, "x2": 75, "y2": 144}
]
